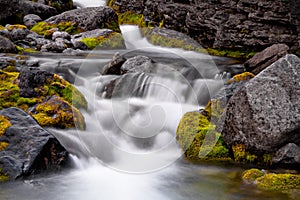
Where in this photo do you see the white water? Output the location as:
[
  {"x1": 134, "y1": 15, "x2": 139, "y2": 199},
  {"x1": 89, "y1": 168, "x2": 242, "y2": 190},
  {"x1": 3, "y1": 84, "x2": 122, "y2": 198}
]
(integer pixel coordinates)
[{"x1": 1, "y1": 1, "x2": 287, "y2": 200}]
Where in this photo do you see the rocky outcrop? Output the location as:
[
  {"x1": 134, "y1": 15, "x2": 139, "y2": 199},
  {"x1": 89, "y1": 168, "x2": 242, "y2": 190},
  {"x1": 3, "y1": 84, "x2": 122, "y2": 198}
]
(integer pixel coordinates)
[
  {"x1": 45, "y1": 6, "x2": 120, "y2": 32},
  {"x1": 23, "y1": 14, "x2": 42, "y2": 28},
  {"x1": 217, "y1": 54, "x2": 300, "y2": 168},
  {"x1": 244, "y1": 44, "x2": 289, "y2": 74},
  {"x1": 0, "y1": 36, "x2": 17, "y2": 53},
  {"x1": 109, "y1": 0, "x2": 300, "y2": 54},
  {"x1": 0, "y1": 107, "x2": 68, "y2": 179}
]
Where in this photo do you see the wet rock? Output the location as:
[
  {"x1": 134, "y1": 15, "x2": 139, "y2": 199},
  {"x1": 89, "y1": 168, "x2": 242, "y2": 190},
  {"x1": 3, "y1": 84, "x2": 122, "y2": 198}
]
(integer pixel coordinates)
[
  {"x1": 6, "y1": 25, "x2": 31, "y2": 42},
  {"x1": 19, "y1": 1, "x2": 58, "y2": 20},
  {"x1": 120, "y1": 55, "x2": 153, "y2": 74},
  {"x1": 102, "y1": 52, "x2": 126, "y2": 75},
  {"x1": 244, "y1": 44, "x2": 290, "y2": 74},
  {"x1": 23, "y1": 14, "x2": 42, "y2": 28},
  {"x1": 45, "y1": 7, "x2": 119, "y2": 32},
  {"x1": 273, "y1": 143, "x2": 300, "y2": 167},
  {"x1": 72, "y1": 40, "x2": 88, "y2": 50},
  {"x1": 71, "y1": 29, "x2": 113, "y2": 42},
  {"x1": 0, "y1": 36, "x2": 17, "y2": 53},
  {"x1": 25, "y1": 32, "x2": 52, "y2": 50},
  {"x1": 30, "y1": 95, "x2": 86, "y2": 130},
  {"x1": 52, "y1": 31, "x2": 71, "y2": 40},
  {"x1": 217, "y1": 54, "x2": 300, "y2": 167},
  {"x1": 0, "y1": 107, "x2": 69, "y2": 179},
  {"x1": 0, "y1": 0, "x2": 20, "y2": 25}
]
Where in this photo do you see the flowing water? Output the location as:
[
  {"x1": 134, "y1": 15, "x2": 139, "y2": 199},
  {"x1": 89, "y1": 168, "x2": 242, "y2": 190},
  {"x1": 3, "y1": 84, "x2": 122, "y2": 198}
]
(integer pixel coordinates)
[{"x1": 0, "y1": 1, "x2": 295, "y2": 200}]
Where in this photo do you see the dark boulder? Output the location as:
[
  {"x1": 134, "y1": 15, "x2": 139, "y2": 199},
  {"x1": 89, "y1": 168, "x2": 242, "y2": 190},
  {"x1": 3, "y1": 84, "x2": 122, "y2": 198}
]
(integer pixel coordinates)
[
  {"x1": 18, "y1": 67, "x2": 53, "y2": 97},
  {"x1": 42, "y1": 0, "x2": 74, "y2": 13},
  {"x1": 0, "y1": 35, "x2": 17, "y2": 53},
  {"x1": 244, "y1": 44, "x2": 290, "y2": 75},
  {"x1": 0, "y1": 0, "x2": 20, "y2": 25},
  {"x1": 23, "y1": 14, "x2": 42, "y2": 28},
  {"x1": 217, "y1": 54, "x2": 300, "y2": 167},
  {"x1": 120, "y1": 55, "x2": 153, "y2": 74},
  {"x1": 0, "y1": 107, "x2": 68, "y2": 179},
  {"x1": 45, "y1": 7, "x2": 120, "y2": 32},
  {"x1": 102, "y1": 52, "x2": 126, "y2": 75},
  {"x1": 19, "y1": 1, "x2": 58, "y2": 20}
]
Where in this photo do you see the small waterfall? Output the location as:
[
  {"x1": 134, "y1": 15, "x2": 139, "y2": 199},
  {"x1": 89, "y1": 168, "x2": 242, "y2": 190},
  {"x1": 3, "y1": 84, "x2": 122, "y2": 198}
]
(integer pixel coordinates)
[{"x1": 120, "y1": 25, "x2": 153, "y2": 49}]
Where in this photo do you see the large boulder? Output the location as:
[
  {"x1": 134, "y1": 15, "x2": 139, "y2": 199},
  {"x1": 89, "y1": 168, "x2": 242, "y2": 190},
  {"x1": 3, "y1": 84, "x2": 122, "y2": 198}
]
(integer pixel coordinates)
[
  {"x1": 45, "y1": 7, "x2": 120, "y2": 32},
  {"x1": 0, "y1": 107, "x2": 68, "y2": 179},
  {"x1": 0, "y1": 35, "x2": 17, "y2": 53},
  {"x1": 217, "y1": 54, "x2": 300, "y2": 167},
  {"x1": 0, "y1": 0, "x2": 20, "y2": 24},
  {"x1": 120, "y1": 55, "x2": 153, "y2": 74},
  {"x1": 244, "y1": 44, "x2": 289, "y2": 75}
]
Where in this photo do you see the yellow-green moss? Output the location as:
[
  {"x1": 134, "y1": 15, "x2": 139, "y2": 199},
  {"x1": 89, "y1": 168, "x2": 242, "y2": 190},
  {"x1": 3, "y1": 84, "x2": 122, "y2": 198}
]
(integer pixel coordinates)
[
  {"x1": 0, "y1": 25, "x2": 5, "y2": 30},
  {"x1": 176, "y1": 112, "x2": 230, "y2": 162},
  {"x1": 31, "y1": 96, "x2": 86, "y2": 130},
  {"x1": 256, "y1": 173, "x2": 300, "y2": 191},
  {"x1": 0, "y1": 70, "x2": 87, "y2": 129},
  {"x1": 31, "y1": 21, "x2": 82, "y2": 36},
  {"x1": 242, "y1": 168, "x2": 265, "y2": 182},
  {"x1": 204, "y1": 99, "x2": 225, "y2": 124},
  {"x1": 0, "y1": 168, "x2": 9, "y2": 182},
  {"x1": 0, "y1": 115, "x2": 11, "y2": 151},
  {"x1": 232, "y1": 144, "x2": 258, "y2": 164},
  {"x1": 16, "y1": 46, "x2": 38, "y2": 54},
  {"x1": 80, "y1": 32, "x2": 125, "y2": 50},
  {"x1": 228, "y1": 72, "x2": 255, "y2": 83},
  {"x1": 206, "y1": 48, "x2": 256, "y2": 59},
  {"x1": 7, "y1": 24, "x2": 27, "y2": 31},
  {"x1": 118, "y1": 11, "x2": 146, "y2": 27}
]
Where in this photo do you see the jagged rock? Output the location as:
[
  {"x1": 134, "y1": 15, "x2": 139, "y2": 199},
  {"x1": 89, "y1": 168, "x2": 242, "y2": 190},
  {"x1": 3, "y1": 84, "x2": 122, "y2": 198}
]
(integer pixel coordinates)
[
  {"x1": 45, "y1": 7, "x2": 119, "y2": 32},
  {"x1": 0, "y1": 107, "x2": 69, "y2": 179},
  {"x1": 244, "y1": 44, "x2": 290, "y2": 74},
  {"x1": 110, "y1": 0, "x2": 300, "y2": 54},
  {"x1": 0, "y1": 35, "x2": 17, "y2": 53},
  {"x1": 23, "y1": 14, "x2": 42, "y2": 28},
  {"x1": 102, "y1": 52, "x2": 126, "y2": 75},
  {"x1": 217, "y1": 54, "x2": 300, "y2": 167},
  {"x1": 120, "y1": 55, "x2": 153, "y2": 74}
]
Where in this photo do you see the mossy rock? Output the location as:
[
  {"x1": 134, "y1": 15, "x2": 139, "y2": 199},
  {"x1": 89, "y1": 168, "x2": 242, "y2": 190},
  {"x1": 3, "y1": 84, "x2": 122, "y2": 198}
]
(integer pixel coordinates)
[
  {"x1": 242, "y1": 168, "x2": 265, "y2": 182},
  {"x1": 0, "y1": 168, "x2": 9, "y2": 182},
  {"x1": 118, "y1": 11, "x2": 146, "y2": 27},
  {"x1": 242, "y1": 169, "x2": 300, "y2": 193},
  {"x1": 31, "y1": 95, "x2": 86, "y2": 130},
  {"x1": 176, "y1": 111, "x2": 230, "y2": 162},
  {"x1": 31, "y1": 21, "x2": 82, "y2": 37},
  {"x1": 0, "y1": 115, "x2": 11, "y2": 151},
  {"x1": 227, "y1": 72, "x2": 255, "y2": 84},
  {"x1": 80, "y1": 32, "x2": 125, "y2": 50},
  {"x1": 206, "y1": 48, "x2": 256, "y2": 59},
  {"x1": 0, "y1": 70, "x2": 87, "y2": 129},
  {"x1": 7, "y1": 24, "x2": 27, "y2": 31}
]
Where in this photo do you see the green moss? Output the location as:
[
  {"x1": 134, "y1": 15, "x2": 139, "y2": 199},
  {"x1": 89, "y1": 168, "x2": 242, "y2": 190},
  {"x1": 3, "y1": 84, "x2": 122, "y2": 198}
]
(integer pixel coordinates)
[
  {"x1": 0, "y1": 115, "x2": 11, "y2": 152},
  {"x1": 31, "y1": 21, "x2": 82, "y2": 36},
  {"x1": 118, "y1": 11, "x2": 146, "y2": 27},
  {"x1": 7, "y1": 24, "x2": 27, "y2": 31},
  {"x1": 206, "y1": 48, "x2": 256, "y2": 59},
  {"x1": 80, "y1": 32, "x2": 125, "y2": 50},
  {"x1": 176, "y1": 112, "x2": 230, "y2": 162},
  {"x1": 242, "y1": 168, "x2": 265, "y2": 182},
  {"x1": 256, "y1": 173, "x2": 300, "y2": 191}
]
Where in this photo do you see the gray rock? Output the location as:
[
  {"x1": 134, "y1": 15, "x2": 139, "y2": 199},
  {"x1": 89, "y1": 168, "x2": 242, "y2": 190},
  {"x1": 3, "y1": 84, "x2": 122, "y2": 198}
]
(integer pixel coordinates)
[
  {"x1": 0, "y1": 107, "x2": 68, "y2": 179},
  {"x1": 71, "y1": 29, "x2": 113, "y2": 43},
  {"x1": 217, "y1": 54, "x2": 300, "y2": 166},
  {"x1": 8, "y1": 26, "x2": 31, "y2": 41},
  {"x1": 102, "y1": 52, "x2": 126, "y2": 75},
  {"x1": 52, "y1": 31, "x2": 71, "y2": 40},
  {"x1": 72, "y1": 40, "x2": 87, "y2": 50},
  {"x1": 121, "y1": 55, "x2": 153, "y2": 74},
  {"x1": 19, "y1": 1, "x2": 58, "y2": 20},
  {"x1": 273, "y1": 143, "x2": 300, "y2": 167},
  {"x1": 23, "y1": 14, "x2": 42, "y2": 28},
  {"x1": 244, "y1": 44, "x2": 290, "y2": 75},
  {"x1": 45, "y1": 7, "x2": 119, "y2": 32},
  {"x1": 0, "y1": 35, "x2": 17, "y2": 53}
]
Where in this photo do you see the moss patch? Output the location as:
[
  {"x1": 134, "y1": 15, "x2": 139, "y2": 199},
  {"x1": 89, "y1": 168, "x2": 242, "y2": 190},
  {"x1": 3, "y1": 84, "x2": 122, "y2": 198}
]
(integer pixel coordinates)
[
  {"x1": 31, "y1": 96, "x2": 86, "y2": 130},
  {"x1": 80, "y1": 32, "x2": 125, "y2": 50},
  {"x1": 118, "y1": 11, "x2": 146, "y2": 27},
  {"x1": 176, "y1": 112, "x2": 230, "y2": 162},
  {"x1": 232, "y1": 144, "x2": 258, "y2": 164},
  {"x1": 206, "y1": 48, "x2": 256, "y2": 59},
  {"x1": 228, "y1": 72, "x2": 255, "y2": 83},
  {"x1": 242, "y1": 168, "x2": 265, "y2": 182},
  {"x1": 0, "y1": 115, "x2": 11, "y2": 151},
  {"x1": 7, "y1": 24, "x2": 27, "y2": 31},
  {"x1": 0, "y1": 70, "x2": 87, "y2": 129},
  {"x1": 0, "y1": 168, "x2": 9, "y2": 182},
  {"x1": 31, "y1": 21, "x2": 82, "y2": 36}
]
